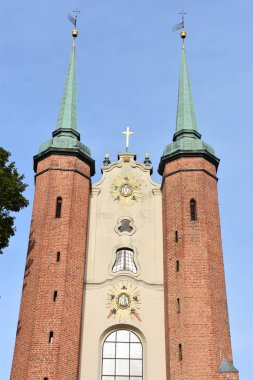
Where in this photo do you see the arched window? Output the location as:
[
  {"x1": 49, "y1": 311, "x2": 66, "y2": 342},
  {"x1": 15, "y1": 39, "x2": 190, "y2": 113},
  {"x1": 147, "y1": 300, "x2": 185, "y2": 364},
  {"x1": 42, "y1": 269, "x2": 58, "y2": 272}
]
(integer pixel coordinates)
[
  {"x1": 55, "y1": 197, "x2": 62, "y2": 218},
  {"x1": 190, "y1": 199, "x2": 197, "y2": 221},
  {"x1": 112, "y1": 248, "x2": 137, "y2": 273},
  {"x1": 102, "y1": 329, "x2": 143, "y2": 379}
]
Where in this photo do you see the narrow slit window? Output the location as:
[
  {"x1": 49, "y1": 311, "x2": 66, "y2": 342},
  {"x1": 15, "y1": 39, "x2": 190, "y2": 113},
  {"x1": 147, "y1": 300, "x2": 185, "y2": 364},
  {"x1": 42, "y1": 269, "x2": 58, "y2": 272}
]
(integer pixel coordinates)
[
  {"x1": 56, "y1": 252, "x2": 61, "y2": 262},
  {"x1": 179, "y1": 343, "x2": 183, "y2": 361},
  {"x1": 53, "y1": 291, "x2": 58, "y2": 302},
  {"x1": 177, "y1": 298, "x2": 180, "y2": 313},
  {"x1": 112, "y1": 248, "x2": 137, "y2": 273},
  {"x1": 176, "y1": 260, "x2": 180, "y2": 272},
  {"x1": 190, "y1": 199, "x2": 197, "y2": 221},
  {"x1": 49, "y1": 331, "x2": 53, "y2": 344},
  {"x1": 55, "y1": 197, "x2": 62, "y2": 218},
  {"x1": 175, "y1": 231, "x2": 179, "y2": 242},
  {"x1": 44, "y1": 378, "x2": 48, "y2": 380}
]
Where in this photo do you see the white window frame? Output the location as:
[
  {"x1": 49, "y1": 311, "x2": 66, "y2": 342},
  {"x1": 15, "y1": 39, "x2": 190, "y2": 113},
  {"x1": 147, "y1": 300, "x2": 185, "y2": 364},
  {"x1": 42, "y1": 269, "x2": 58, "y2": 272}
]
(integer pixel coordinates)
[{"x1": 101, "y1": 329, "x2": 143, "y2": 379}]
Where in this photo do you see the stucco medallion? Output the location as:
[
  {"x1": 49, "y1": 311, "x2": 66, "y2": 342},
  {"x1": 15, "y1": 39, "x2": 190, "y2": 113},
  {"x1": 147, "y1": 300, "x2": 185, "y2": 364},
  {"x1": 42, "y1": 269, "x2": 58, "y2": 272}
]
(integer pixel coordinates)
[{"x1": 107, "y1": 282, "x2": 141, "y2": 322}]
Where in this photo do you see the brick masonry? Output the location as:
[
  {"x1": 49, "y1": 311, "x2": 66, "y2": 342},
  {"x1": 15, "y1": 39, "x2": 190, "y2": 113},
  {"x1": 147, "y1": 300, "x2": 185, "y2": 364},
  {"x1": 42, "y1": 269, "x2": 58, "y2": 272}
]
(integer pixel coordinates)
[
  {"x1": 11, "y1": 154, "x2": 91, "y2": 380},
  {"x1": 162, "y1": 157, "x2": 239, "y2": 380}
]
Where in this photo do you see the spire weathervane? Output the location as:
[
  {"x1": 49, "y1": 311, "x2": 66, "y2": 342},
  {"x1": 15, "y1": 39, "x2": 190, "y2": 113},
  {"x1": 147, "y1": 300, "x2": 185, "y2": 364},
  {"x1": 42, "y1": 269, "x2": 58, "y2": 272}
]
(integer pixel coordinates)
[
  {"x1": 179, "y1": 10, "x2": 187, "y2": 25},
  {"x1": 172, "y1": 10, "x2": 187, "y2": 45},
  {"x1": 68, "y1": 8, "x2": 80, "y2": 39},
  {"x1": 122, "y1": 127, "x2": 134, "y2": 153}
]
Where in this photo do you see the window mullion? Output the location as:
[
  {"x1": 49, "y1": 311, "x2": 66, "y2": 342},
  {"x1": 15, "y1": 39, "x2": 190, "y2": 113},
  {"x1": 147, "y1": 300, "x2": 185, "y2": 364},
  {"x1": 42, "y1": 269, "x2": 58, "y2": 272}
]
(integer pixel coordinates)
[
  {"x1": 115, "y1": 331, "x2": 117, "y2": 378},
  {"x1": 129, "y1": 333, "x2": 131, "y2": 377},
  {"x1": 124, "y1": 249, "x2": 126, "y2": 270}
]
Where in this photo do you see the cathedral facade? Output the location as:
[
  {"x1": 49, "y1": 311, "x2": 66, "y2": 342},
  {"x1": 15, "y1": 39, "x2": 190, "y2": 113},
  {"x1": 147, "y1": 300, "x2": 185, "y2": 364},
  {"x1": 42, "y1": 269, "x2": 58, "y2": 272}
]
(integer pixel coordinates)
[{"x1": 10, "y1": 27, "x2": 239, "y2": 380}]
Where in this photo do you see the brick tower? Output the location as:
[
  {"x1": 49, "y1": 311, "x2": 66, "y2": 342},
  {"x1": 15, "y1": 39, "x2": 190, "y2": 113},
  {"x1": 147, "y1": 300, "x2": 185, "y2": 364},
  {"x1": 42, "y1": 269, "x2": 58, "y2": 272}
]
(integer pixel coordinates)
[
  {"x1": 158, "y1": 33, "x2": 239, "y2": 379},
  {"x1": 11, "y1": 33, "x2": 95, "y2": 379}
]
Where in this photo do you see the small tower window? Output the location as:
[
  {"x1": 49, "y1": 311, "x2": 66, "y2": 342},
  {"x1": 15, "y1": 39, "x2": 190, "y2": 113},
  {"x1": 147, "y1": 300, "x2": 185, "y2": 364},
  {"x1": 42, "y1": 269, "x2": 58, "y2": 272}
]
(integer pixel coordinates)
[
  {"x1": 112, "y1": 248, "x2": 137, "y2": 273},
  {"x1": 49, "y1": 331, "x2": 54, "y2": 344},
  {"x1": 177, "y1": 298, "x2": 180, "y2": 313},
  {"x1": 190, "y1": 199, "x2": 197, "y2": 221},
  {"x1": 176, "y1": 260, "x2": 180, "y2": 272},
  {"x1": 56, "y1": 251, "x2": 61, "y2": 262},
  {"x1": 179, "y1": 343, "x2": 183, "y2": 361},
  {"x1": 175, "y1": 231, "x2": 179, "y2": 242},
  {"x1": 55, "y1": 197, "x2": 62, "y2": 218},
  {"x1": 53, "y1": 291, "x2": 58, "y2": 302}
]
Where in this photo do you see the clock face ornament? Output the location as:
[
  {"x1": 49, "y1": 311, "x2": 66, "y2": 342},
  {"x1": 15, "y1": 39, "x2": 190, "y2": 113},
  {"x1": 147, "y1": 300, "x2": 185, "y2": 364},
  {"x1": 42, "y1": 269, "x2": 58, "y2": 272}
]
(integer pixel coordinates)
[
  {"x1": 111, "y1": 176, "x2": 142, "y2": 206},
  {"x1": 107, "y1": 282, "x2": 141, "y2": 322}
]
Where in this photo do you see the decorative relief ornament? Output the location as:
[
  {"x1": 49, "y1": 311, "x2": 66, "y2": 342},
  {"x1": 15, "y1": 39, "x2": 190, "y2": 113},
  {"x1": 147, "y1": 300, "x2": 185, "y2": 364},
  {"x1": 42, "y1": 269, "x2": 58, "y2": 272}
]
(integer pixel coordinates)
[
  {"x1": 107, "y1": 282, "x2": 141, "y2": 322},
  {"x1": 111, "y1": 176, "x2": 142, "y2": 206}
]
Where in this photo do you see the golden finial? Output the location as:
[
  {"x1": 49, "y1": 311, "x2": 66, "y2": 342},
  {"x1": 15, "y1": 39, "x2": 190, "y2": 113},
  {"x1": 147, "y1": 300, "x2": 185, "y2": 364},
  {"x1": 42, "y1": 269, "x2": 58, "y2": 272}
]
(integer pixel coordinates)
[
  {"x1": 68, "y1": 8, "x2": 80, "y2": 39},
  {"x1": 180, "y1": 31, "x2": 187, "y2": 40},
  {"x1": 72, "y1": 29, "x2": 78, "y2": 38},
  {"x1": 103, "y1": 153, "x2": 111, "y2": 166},
  {"x1": 144, "y1": 152, "x2": 152, "y2": 166}
]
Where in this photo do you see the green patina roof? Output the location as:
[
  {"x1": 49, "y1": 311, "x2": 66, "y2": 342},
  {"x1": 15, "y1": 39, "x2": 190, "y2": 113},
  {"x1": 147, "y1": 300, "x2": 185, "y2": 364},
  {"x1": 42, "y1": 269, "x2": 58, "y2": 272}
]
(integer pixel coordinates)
[
  {"x1": 56, "y1": 41, "x2": 77, "y2": 131},
  {"x1": 218, "y1": 358, "x2": 238, "y2": 373},
  {"x1": 163, "y1": 135, "x2": 215, "y2": 157},
  {"x1": 38, "y1": 135, "x2": 91, "y2": 157},
  {"x1": 36, "y1": 41, "x2": 93, "y2": 165},
  {"x1": 176, "y1": 44, "x2": 198, "y2": 134},
  {"x1": 158, "y1": 42, "x2": 219, "y2": 174}
]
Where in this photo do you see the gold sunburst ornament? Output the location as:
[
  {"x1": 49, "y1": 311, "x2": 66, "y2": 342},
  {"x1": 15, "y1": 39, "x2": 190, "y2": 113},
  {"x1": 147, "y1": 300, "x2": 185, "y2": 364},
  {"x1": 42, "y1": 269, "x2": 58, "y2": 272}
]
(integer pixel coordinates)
[
  {"x1": 111, "y1": 176, "x2": 142, "y2": 206},
  {"x1": 107, "y1": 282, "x2": 142, "y2": 322}
]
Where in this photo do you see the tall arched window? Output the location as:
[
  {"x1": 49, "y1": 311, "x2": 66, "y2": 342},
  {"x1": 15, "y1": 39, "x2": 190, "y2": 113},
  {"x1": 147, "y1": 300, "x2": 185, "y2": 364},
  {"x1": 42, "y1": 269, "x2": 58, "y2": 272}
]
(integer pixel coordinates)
[
  {"x1": 55, "y1": 197, "x2": 62, "y2": 218},
  {"x1": 102, "y1": 329, "x2": 143, "y2": 379},
  {"x1": 112, "y1": 248, "x2": 137, "y2": 273},
  {"x1": 190, "y1": 199, "x2": 197, "y2": 221}
]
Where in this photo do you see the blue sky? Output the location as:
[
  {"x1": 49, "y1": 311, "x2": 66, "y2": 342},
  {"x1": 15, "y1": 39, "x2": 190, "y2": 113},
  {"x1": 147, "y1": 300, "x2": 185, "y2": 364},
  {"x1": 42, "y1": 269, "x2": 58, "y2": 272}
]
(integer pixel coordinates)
[{"x1": 0, "y1": 0, "x2": 252, "y2": 378}]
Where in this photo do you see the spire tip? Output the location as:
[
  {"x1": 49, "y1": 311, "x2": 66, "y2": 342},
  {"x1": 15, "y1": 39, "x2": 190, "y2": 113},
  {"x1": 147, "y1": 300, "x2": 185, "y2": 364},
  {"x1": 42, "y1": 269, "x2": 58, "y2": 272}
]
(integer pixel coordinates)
[{"x1": 68, "y1": 9, "x2": 80, "y2": 39}]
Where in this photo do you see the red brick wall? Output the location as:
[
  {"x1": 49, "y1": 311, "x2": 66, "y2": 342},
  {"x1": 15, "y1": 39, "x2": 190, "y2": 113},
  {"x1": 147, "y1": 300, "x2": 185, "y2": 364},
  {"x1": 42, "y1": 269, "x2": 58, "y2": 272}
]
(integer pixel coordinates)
[
  {"x1": 162, "y1": 157, "x2": 238, "y2": 380},
  {"x1": 11, "y1": 154, "x2": 91, "y2": 380},
  {"x1": 219, "y1": 374, "x2": 239, "y2": 380}
]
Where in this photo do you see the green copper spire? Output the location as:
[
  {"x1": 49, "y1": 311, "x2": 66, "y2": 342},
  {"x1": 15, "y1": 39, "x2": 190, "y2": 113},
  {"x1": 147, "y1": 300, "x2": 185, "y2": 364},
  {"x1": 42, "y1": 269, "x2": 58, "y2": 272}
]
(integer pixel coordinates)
[
  {"x1": 175, "y1": 44, "x2": 198, "y2": 136},
  {"x1": 56, "y1": 41, "x2": 77, "y2": 131},
  {"x1": 158, "y1": 34, "x2": 219, "y2": 175},
  {"x1": 34, "y1": 31, "x2": 95, "y2": 175}
]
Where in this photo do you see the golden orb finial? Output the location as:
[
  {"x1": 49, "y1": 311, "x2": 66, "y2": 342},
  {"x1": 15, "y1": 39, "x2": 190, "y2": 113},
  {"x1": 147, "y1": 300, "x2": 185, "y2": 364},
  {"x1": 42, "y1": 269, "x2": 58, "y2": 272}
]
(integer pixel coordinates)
[
  {"x1": 72, "y1": 29, "x2": 78, "y2": 38},
  {"x1": 180, "y1": 31, "x2": 187, "y2": 40}
]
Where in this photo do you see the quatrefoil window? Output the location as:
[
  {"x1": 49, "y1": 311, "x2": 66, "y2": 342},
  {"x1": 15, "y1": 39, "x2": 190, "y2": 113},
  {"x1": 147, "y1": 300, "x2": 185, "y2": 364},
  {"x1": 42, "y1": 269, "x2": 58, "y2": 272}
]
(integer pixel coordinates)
[
  {"x1": 115, "y1": 217, "x2": 136, "y2": 236},
  {"x1": 118, "y1": 219, "x2": 133, "y2": 233}
]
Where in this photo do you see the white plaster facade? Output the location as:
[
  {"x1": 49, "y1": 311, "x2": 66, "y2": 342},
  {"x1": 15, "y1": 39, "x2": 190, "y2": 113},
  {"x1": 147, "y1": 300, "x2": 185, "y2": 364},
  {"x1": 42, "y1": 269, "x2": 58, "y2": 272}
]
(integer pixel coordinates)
[{"x1": 79, "y1": 153, "x2": 166, "y2": 380}]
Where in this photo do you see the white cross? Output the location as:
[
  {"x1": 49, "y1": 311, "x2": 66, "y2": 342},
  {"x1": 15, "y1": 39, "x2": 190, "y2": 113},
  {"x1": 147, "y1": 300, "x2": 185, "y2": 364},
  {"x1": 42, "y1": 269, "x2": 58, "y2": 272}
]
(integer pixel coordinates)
[{"x1": 122, "y1": 127, "x2": 134, "y2": 152}]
